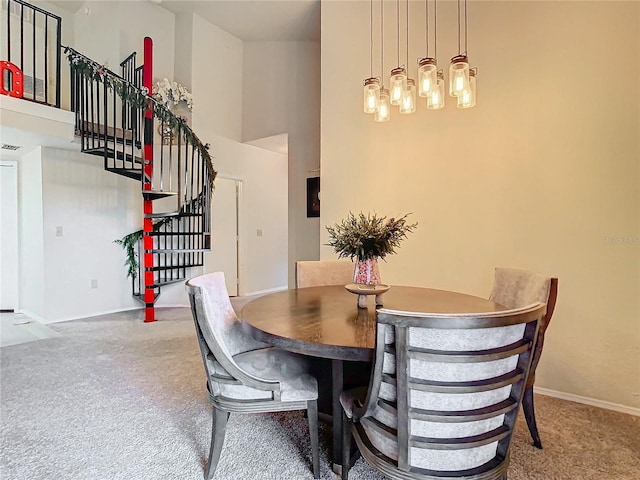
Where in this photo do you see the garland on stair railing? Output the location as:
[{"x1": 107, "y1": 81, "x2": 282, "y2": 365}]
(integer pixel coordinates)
[
  {"x1": 64, "y1": 46, "x2": 217, "y2": 192},
  {"x1": 64, "y1": 46, "x2": 218, "y2": 279},
  {"x1": 113, "y1": 192, "x2": 210, "y2": 279}
]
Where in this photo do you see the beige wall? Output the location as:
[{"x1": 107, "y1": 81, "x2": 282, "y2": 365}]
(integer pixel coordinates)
[
  {"x1": 321, "y1": 1, "x2": 639, "y2": 410},
  {"x1": 243, "y1": 41, "x2": 321, "y2": 287}
]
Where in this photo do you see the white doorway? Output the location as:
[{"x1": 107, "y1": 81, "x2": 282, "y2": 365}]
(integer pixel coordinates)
[
  {"x1": 205, "y1": 177, "x2": 241, "y2": 296},
  {"x1": 0, "y1": 161, "x2": 19, "y2": 311}
]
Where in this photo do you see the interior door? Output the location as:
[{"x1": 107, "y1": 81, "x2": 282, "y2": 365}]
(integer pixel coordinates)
[
  {"x1": 205, "y1": 177, "x2": 239, "y2": 295},
  {"x1": 0, "y1": 161, "x2": 19, "y2": 311}
]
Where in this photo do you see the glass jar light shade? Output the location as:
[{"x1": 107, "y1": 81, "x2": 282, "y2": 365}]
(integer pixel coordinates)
[
  {"x1": 417, "y1": 57, "x2": 437, "y2": 98},
  {"x1": 400, "y1": 79, "x2": 417, "y2": 114},
  {"x1": 457, "y1": 70, "x2": 476, "y2": 108},
  {"x1": 427, "y1": 72, "x2": 445, "y2": 109},
  {"x1": 389, "y1": 67, "x2": 407, "y2": 106},
  {"x1": 449, "y1": 55, "x2": 470, "y2": 97},
  {"x1": 363, "y1": 77, "x2": 381, "y2": 114},
  {"x1": 374, "y1": 88, "x2": 391, "y2": 122}
]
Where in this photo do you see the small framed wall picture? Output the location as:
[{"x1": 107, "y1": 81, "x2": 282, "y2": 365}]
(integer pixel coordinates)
[{"x1": 306, "y1": 177, "x2": 320, "y2": 218}]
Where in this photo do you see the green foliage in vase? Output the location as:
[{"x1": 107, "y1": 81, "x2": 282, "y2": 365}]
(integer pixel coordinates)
[{"x1": 326, "y1": 212, "x2": 417, "y2": 261}]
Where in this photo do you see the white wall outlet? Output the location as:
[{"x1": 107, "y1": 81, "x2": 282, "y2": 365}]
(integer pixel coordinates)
[
  {"x1": 90, "y1": 279, "x2": 98, "y2": 289},
  {"x1": 257, "y1": 228, "x2": 263, "y2": 237},
  {"x1": 56, "y1": 226, "x2": 63, "y2": 237}
]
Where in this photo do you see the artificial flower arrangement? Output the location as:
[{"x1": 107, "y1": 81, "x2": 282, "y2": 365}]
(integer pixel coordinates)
[
  {"x1": 326, "y1": 212, "x2": 417, "y2": 286},
  {"x1": 153, "y1": 78, "x2": 194, "y2": 110},
  {"x1": 326, "y1": 212, "x2": 417, "y2": 261}
]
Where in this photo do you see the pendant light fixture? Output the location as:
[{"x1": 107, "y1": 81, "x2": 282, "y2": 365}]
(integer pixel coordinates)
[
  {"x1": 400, "y1": 79, "x2": 416, "y2": 114},
  {"x1": 375, "y1": 87, "x2": 391, "y2": 122},
  {"x1": 449, "y1": 0, "x2": 470, "y2": 98},
  {"x1": 389, "y1": 0, "x2": 407, "y2": 106},
  {"x1": 374, "y1": 0, "x2": 390, "y2": 122},
  {"x1": 400, "y1": 0, "x2": 416, "y2": 114},
  {"x1": 362, "y1": 0, "x2": 477, "y2": 121},
  {"x1": 417, "y1": 0, "x2": 437, "y2": 99},
  {"x1": 458, "y1": 67, "x2": 476, "y2": 108},
  {"x1": 427, "y1": 69, "x2": 445, "y2": 109},
  {"x1": 363, "y1": 0, "x2": 380, "y2": 114}
]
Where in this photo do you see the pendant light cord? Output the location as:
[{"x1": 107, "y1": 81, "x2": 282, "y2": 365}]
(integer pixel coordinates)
[
  {"x1": 425, "y1": 0, "x2": 429, "y2": 57},
  {"x1": 380, "y1": 0, "x2": 384, "y2": 86},
  {"x1": 434, "y1": 0, "x2": 437, "y2": 60},
  {"x1": 457, "y1": 0, "x2": 461, "y2": 55},
  {"x1": 370, "y1": 0, "x2": 373, "y2": 77},
  {"x1": 406, "y1": 0, "x2": 409, "y2": 68},
  {"x1": 396, "y1": 0, "x2": 400, "y2": 66},
  {"x1": 464, "y1": 0, "x2": 468, "y2": 54}
]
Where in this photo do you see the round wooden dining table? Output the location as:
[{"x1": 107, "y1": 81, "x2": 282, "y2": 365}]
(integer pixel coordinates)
[{"x1": 240, "y1": 284, "x2": 505, "y2": 472}]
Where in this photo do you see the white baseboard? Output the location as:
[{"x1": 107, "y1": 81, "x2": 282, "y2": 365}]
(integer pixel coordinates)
[
  {"x1": 535, "y1": 386, "x2": 640, "y2": 417},
  {"x1": 21, "y1": 306, "x2": 141, "y2": 325}
]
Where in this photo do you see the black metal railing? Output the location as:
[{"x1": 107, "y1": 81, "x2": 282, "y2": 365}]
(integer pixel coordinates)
[
  {"x1": 119, "y1": 51, "x2": 142, "y2": 141},
  {"x1": 1, "y1": 0, "x2": 61, "y2": 107}
]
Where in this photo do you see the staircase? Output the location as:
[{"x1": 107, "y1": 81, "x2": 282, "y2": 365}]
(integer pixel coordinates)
[{"x1": 65, "y1": 40, "x2": 216, "y2": 322}]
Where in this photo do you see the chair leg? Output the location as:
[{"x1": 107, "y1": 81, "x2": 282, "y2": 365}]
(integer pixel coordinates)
[
  {"x1": 205, "y1": 407, "x2": 229, "y2": 480},
  {"x1": 307, "y1": 400, "x2": 320, "y2": 479},
  {"x1": 523, "y1": 386, "x2": 542, "y2": 449},
  {"x1": 342, "y1": 411, "x2": 351, "y2": 480}
]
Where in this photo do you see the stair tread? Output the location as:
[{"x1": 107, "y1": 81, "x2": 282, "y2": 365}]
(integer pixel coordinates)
[
  {"x1": 147, "y1": 264, "x2": 204, "y2": 272},
  {"x1": 149, "y1": 248, "x2": 208, "y2": 253},
  {"x1": 145, "y1": 212, "x2": 203, "y2": 218}
]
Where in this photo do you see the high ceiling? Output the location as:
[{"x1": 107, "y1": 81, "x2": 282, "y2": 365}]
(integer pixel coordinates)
[{"x1": 49, "y1": 0, "x2": 321, "y2": 42}]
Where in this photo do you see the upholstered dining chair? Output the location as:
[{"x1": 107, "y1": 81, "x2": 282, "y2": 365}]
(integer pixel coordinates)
[
  {"x1": 489, "y1": 267, "x2": 558, "y2": 449},
  {"x1": 186, "y1": 272, "x2": 320, "y2": 479},
  {"x1": 340, "y1": 303, "x2": 546, "y2": 480},
  {"x1": 295, "y1": 260, "x2": 355, "y2": 288}
]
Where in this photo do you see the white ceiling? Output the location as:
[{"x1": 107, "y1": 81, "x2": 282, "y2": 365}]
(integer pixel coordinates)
[{"x1": 49, "y1": 0, "x2": 321, "y2": 42}]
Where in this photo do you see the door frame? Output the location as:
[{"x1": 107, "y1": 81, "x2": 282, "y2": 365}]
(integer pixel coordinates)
[
  {"x1": 209, "y1": 174, "x2": 243, "y2": 295},
  {"x1": 0, "y1": 160, "x2": 19, "y2": 311}
]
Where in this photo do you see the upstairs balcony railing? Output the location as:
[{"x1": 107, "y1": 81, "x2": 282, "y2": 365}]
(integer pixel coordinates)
[{"x1": 1, "y1": 0, "x2": 61, "y2": 107}]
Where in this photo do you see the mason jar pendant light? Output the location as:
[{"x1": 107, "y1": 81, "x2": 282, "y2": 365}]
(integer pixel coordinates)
[
  {"x1": 389, "y1": 0, "x2": 407, "y2": 106},
  {"x1": 363, "y1": 78, "x2": 381, "y2": 113},
  {"x1": 417, "y1": 0, "x2": 438, "y2": 98},
  {"x1": 374, "y1": 1, "x2": 390, "y2": 122},
  {"x1": 400, "y1": 0, "x2": 416, "y2": 114},
  {"x1": 375, "y1": 87, "x2": 391, "y2": 122},
  {"x1": 427, "y1": 69, "x2": 445, "y2": 109},
  {"x1": 458, "y1": 67, "x2": 476, "y2": 108},
  {"x1": 363, "y1": 0, "x2": 380, "y2": 114},
  {"x1": 449, "y1": 0, "x2": 473, "y2": 99},
  {"x1": 390, "y1": 67, "x2": 407, "y2": 105},
  {"x1": 400, "y1": 79, "x2": 416, "y2": 114},
  {"x1": 418, "y1": 58, "x2": 437, "y2": 98},
  {"x1": 449, "y1": 54, "x2": 469, "y2": 97}
]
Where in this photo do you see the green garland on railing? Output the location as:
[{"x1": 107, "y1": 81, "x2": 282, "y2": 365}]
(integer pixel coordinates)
[
  {"x1": 113, "y1": 193, "x2": 209, "y2": 279},
  {"x1": 64, "y1": 46, "x2": 217, "y2": 192},
  {"x1": 64, "y1": 46, "x2": 218, "y2": 279}
]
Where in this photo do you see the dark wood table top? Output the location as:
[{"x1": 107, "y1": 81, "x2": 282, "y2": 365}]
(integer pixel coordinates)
[{"x1": 240, "y1": 285, "x2": 505, "y2": 361}]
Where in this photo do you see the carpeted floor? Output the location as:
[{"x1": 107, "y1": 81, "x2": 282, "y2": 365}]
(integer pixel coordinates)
[{"x1": 1, "y1": 307, "x2": 638, "y2": 480}]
